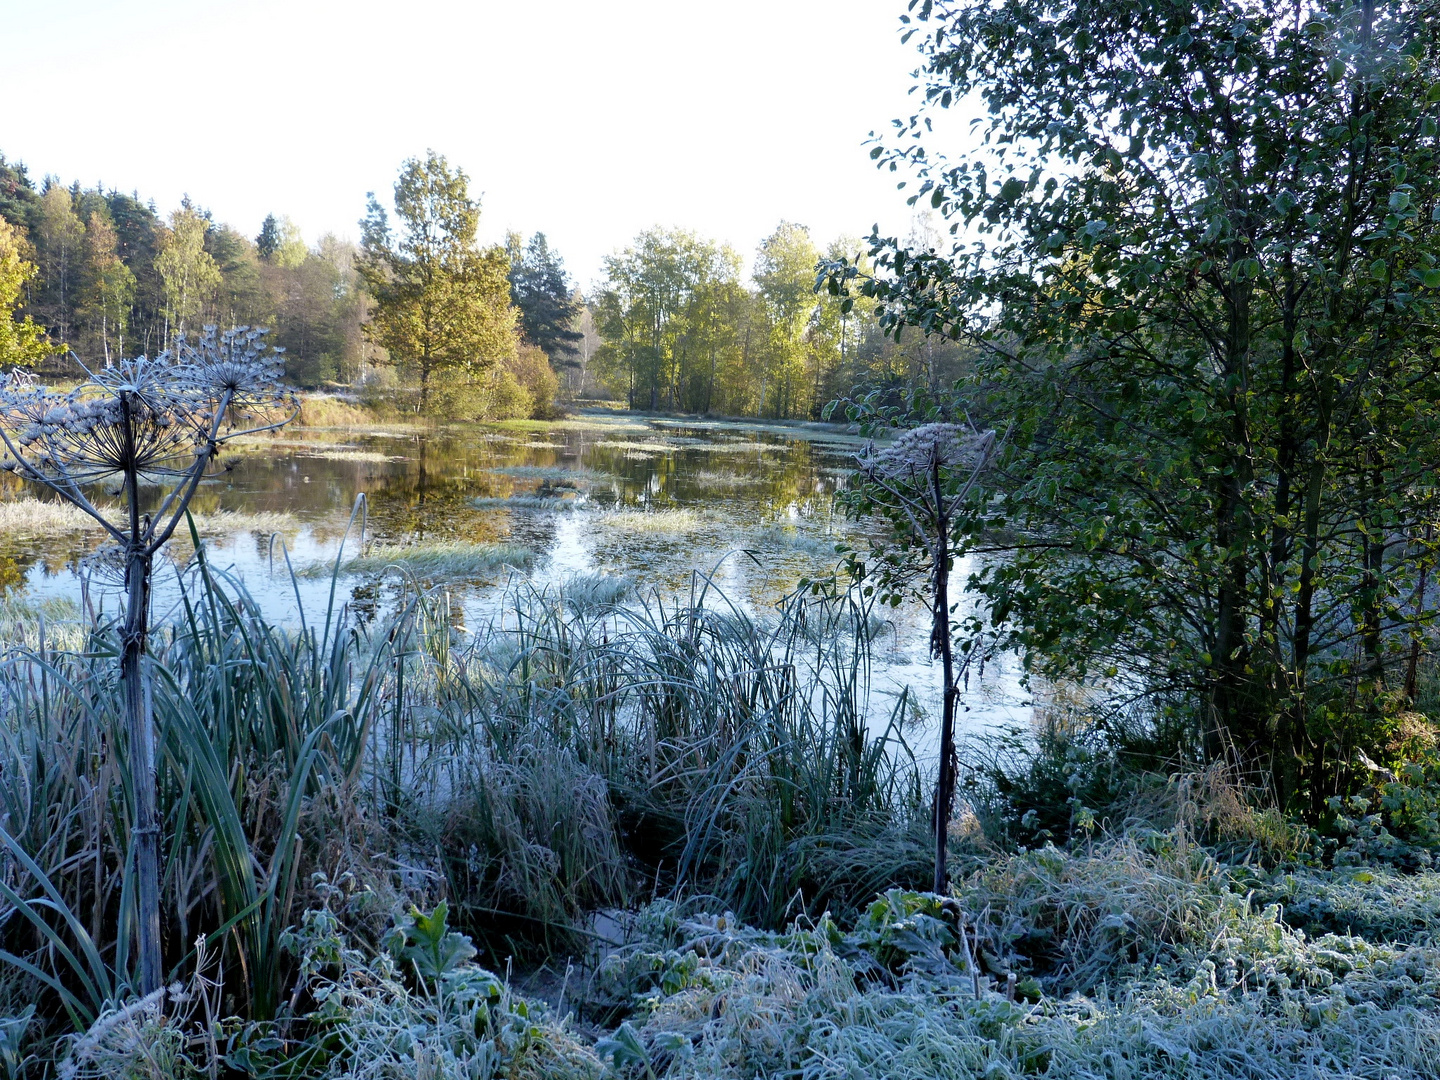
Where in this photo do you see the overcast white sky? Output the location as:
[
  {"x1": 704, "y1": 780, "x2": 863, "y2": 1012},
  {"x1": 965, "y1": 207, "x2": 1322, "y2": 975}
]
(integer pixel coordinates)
[{"x1": 3, "y1": 0, "x2": 942, "y2": 289}]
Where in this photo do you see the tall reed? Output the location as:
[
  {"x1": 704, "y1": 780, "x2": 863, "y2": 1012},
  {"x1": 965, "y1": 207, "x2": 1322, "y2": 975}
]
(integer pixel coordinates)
[{"x1": 0, "y1": 549, "x2": 928, "y2": 1044}]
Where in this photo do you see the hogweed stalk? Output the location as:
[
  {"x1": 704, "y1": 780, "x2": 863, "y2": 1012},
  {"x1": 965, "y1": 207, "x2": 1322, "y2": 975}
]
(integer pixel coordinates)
[
  {"x1": 856, "y1": 422, "x2": 995, "y2": 893},
  {"x1": 0, "y1": 326, "x2": 294, "y2": 994}
]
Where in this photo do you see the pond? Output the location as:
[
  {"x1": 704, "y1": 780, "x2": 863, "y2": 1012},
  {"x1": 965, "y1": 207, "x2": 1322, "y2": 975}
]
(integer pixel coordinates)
[{"x1": 0, "y1": 410, "x2": 1030, "y2": 752}]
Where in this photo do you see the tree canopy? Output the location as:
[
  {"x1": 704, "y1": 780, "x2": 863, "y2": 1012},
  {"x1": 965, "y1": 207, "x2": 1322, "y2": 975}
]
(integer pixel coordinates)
[
  {"x1": 831, "y1": 0, "x2": 1440, "y2": 806},
  {"x1": 358, "y1": 152, "x2": 518, "y2": 414},
  {"x1": 0, "y1": 216, "x2": 54, "y2": 369},
  {"x1": 507, "y1": 231, "x2": 583, "y2": 364}
]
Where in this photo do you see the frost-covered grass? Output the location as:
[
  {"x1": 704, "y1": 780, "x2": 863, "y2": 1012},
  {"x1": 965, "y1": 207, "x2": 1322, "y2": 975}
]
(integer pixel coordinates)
[
  {"x1": 747, "y1": 522, "x2": 842, "y2": 556},
  {"x1": 330, "y1": 540, "x2": 536, "y2": 577},
  {"x1": 490, "y1": 464, "x2": 610, "y2": 482},
  {"x1": 0, "y1": 497, "x2": 94, "y2": 534},
  {"x1": 0, "y1": 595, "x2": 88, "y2": 651},
  {"x1": 1254, "y1": 865, "x2": 1440, "y2": 944},
  {"x1": 7, "y1": 549, "x2": 1440, "y2": 1078},
  {"x1": 298, "y1": 448, "x2": 399, "y2": 463},
  {"x1": 597, "y1": 439, "x2": 690, "y2": 455},
  {"x1": 563, "y1": 570, "x2": 632, "y2": 610},
  {"x1": 596, "y1": 508, "x2": 707, "y2": 534},
  {"x1": 0, "y1": 497, "x2": 299, "y2": 539},
  {"x1": 45, "y1": 848, "x2": 1440, "y2": 1078},
  {"x1": 588, "y1": 846, "x2": 1440, "y2": 1080}
]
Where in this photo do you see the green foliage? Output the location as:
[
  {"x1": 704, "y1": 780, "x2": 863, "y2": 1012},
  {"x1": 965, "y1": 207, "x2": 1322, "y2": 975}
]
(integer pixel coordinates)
[
  {"x1": 155, "y1": 205, "x2": 221, "y2": 339},
  {"x1": 0, "y1": 217, "x2": 54, "y2": 369},
  {"x1": 384, "y1": 901, "x2": 478, "y2": 985},
  {"x1": 590, "y1": 850, "x2": 1440, "y2": 1080},
  {"x1": 507, "y1": 231, "x2": 583, "y2": 363},
  {"x1": 832, "y1": 0, "x2": 1440, "y2": 809},
  {"x1": 262, "y1": 904, "x2": 602, "y2": 1079},
  {"x1": 0, "y1": 557, "x2": 930, "y2": 1058},
  {"x1": 358, "y1": 151, "x2": 519, "y2": 415},
  {"x1": 1256, "y1": 866, "x2": 1440, "y2": 944},
  {"x1": 1318, "y1": 758, "x2": 1440, "y2": 869}
]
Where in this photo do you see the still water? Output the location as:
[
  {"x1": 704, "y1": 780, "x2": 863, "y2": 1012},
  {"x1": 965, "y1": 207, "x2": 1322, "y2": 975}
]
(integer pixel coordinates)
[{"x1": 0, "y1": 411, "x2": 1030, "y2": 750}]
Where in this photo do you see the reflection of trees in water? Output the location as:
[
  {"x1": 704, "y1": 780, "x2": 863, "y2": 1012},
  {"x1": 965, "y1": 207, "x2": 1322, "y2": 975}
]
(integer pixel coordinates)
[
  {"x1": 0, "y1": 553, "x2": 26, "y2": 594},
  {"x1": 0, "y1": 419, "x2": 862, "y2": 602},
  {"x1": 0, "y1": 536, "x2": 103, "y2": 584}
]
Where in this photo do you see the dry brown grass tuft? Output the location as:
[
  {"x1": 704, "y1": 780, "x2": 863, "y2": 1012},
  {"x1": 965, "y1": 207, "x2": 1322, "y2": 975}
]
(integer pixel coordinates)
[{"x1": 295, "y1": 395, "x2": 381, "y2": 428}]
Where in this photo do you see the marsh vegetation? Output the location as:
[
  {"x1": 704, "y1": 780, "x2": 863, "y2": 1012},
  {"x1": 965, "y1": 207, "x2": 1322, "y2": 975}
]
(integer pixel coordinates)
[{"x1": 5, "y1": 0, "x2": 1440, "y2": 1074}]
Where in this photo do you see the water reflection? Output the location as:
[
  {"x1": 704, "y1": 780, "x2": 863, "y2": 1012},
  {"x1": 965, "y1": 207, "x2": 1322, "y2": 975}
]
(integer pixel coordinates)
[{"x1": 0, "y1": 412, "x2": 1031, "y2": 750}]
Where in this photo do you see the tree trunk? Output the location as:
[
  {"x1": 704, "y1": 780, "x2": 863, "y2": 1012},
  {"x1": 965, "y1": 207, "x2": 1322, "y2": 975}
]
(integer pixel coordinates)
[
  {"x1": 931, "y1": 462, "x2": 958, "y2": 894},
  {"x1": 123, "y1": 548, "x2": 162, "y2": 994},
  {"x1": 1280, "y1": 458, "x2": 1326, "y2": 806},
  {"x1": 1405, "y1": 525, "x2": 1432, "y2": 701}
]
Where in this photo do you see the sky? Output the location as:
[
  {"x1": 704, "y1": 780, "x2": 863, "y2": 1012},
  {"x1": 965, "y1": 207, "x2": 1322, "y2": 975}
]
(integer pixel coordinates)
[{"x1": 3, "y1": 0, "x2": 945, "y2": 289}]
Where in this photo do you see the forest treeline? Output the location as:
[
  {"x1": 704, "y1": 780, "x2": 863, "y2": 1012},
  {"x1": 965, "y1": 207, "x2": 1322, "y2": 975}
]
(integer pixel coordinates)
[{"x1": 0, "y1": 150, "x2": 963, "y2": 420}]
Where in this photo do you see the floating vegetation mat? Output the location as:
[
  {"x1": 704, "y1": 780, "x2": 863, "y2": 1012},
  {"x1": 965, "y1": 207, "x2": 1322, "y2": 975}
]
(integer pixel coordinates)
[
  {"x1": 688, "y1": 468, "x2": 762, "y2": 487},
  {"x1": 748, "y1": 523, "x2": 843, "y2": 556},
  {"x1": 489, "y1": 465, "x2": 610, "y2": 482},
  {"x1": 470, "y1": 495, "x2": 584, "y2": 510},
  {"x1": 324, "y1": 541, "x2": 535, "y2": 577},
  {"x1": 594, "y1": 508, "x2": 707, "y2": 534},
  {"x1": 0, "y1": 498, "x2": 300, "y2": 539},
  {"x1": 704, "y1": 440, "x2": 784, "y2": 454},
  {"x1": 596, "y1": 439, "x2": 689, "y2": 455},
  {"x1": 297, "y1": 448, "x2": 400, "y2": 464}
]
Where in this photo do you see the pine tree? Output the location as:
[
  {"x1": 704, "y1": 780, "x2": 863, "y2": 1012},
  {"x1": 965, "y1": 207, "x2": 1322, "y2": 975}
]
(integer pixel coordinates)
[{"x1": 507, "y1": 232, "x2": 582, "y2": 364}]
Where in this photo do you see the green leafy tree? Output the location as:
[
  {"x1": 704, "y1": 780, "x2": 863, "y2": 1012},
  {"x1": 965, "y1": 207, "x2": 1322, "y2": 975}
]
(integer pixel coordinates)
[
  {"x1": 103, "y1": 190, "x2": 165, "y2": 355},
  {"x1": 79, "y1": 210, "x2": 136, "y2": 365},
  {"x1": 34, "y1": 184, "x2": 85, "y2": 346},
  {"x1": 155, "y1": 204, "x2": 220, "y2": 341},
  {"x1": 596, "y1": 229, "x2": 739, "y2": 411},
  {"x1": 832, "y1": 0, "x2": 1440, "y2": 807},
  {"x1": 0, "y1": 216, "x2": 53, "y2": 368},
  {"x1": 255, "y1": 213, "x2": 307, "y2": 269},
  {"x1": 755, "y1": 222, "x2": 823, "y2": 418},
  {"x1": 207, "y1": 223, "x2": 270, "y2": 331},
  {"x1": 358, "y1": 152, "x2": 517, "y2": 414}
]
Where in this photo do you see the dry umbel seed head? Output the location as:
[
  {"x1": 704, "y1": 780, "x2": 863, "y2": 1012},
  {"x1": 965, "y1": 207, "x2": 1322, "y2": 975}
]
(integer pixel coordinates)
[
  {"x1": 859, "y1": 422, "x2": 988, "y2": 481},
  {"x1": 0, "y1": 326, "x2": 294, "y2": 487}
]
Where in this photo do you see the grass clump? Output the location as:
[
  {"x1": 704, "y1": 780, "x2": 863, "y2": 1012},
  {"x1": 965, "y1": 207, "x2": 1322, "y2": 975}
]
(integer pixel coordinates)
[
  {"x1": 331, "y1": 540, "x2": 535, "y2": 577},
  {"x1": 0, "y1": 497, "x2": 93, "y2": 535},
  {"x1": 0, "y1": 595, "x2": 88, "y2": 651},
  {"x1": 299, "y1": 448, "x2": 398, "y2": 463},
  {"x1": 491, "y1": 464, "x2": 609, "y2": 482},
  {"x1": 294, "y1": 394, "x2": 382, "y2": 428},
  {"x1": 0, "y1": 497, "x2": 300, "y2": 540},
  {"x1": 562, "y1": 570, "x2": 632, "y2": 611},
  {"x1": 471, "y1": 494, "x2": 584, "y2": 510},
  {"x1": 748, "y1": 522, "x2": 841, "y2": 556},
  {"x1": 596, "y1": 508, "x2": 706, "y2": 534}
]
